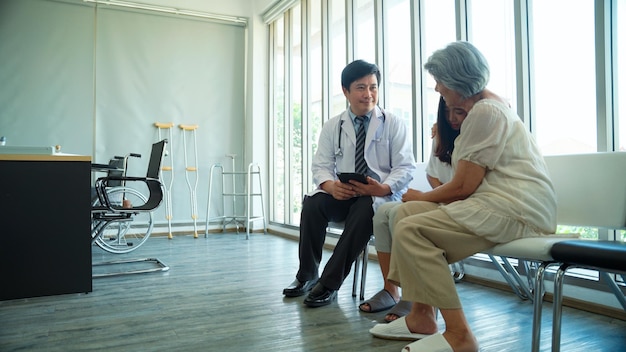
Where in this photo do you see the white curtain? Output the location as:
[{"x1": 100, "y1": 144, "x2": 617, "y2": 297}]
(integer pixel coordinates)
[
  {"x1": 0, "y1": 0, "x2": 246, "y2": 226},
  {"x1": 0, "y1": 0, "x2": 94, "y2": 154}
]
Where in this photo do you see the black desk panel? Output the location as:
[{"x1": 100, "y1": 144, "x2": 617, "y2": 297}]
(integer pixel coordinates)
[{"x1": 0, "y1": 155, "x2": 92, "y2": 300}]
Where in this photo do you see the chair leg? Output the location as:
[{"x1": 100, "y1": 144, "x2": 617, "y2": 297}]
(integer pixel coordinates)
[
  {"x1": 599, "y1": 271, "x2": 626, "y2": 310},
  {"x1": 531, "y1": 261, "x2": 551, "y2": 352},
  {"x1": 502, "y1": 257, "x2": 533, "y2": 299},
  {"x1": 360, "y1": 243, "x2": 368, "y2": 300},
  {"x1": 450, "y1": 260, "x2": 465, "y2": 282},
  {"x1": 92, "y1": 257, "x2": 169, "y2": 278},
  {"x1": 352, "y1": 250, "x2": 361, "y2": 297},
  {"x1": 552, "y1": 263, "x2": 569, "y2": 352},
  {"x1": 487, "y1": 254, "x2": 530, "y2": 300}
]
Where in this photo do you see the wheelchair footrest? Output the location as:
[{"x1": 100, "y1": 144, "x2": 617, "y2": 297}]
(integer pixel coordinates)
[{"x1": 92, "y1": 212, "x2": 133, "y2": 221}]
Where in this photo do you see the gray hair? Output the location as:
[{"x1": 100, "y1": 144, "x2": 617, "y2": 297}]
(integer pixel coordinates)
[{"x1": 424, "y1": 41, "x2": 490, "y2": 99}]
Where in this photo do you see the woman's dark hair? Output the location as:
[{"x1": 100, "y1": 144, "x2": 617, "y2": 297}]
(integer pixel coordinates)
[
  {"x1": 341, "y1": 60, "x2": 381, "y2": 90},
  {"x1": 434, "y1": 96, "x2": 460, "y2": 165}
]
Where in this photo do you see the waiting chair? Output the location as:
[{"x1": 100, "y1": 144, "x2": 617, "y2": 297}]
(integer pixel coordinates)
[{"x1": 482, "y1": 151, "x2": 626, "y2": 352}]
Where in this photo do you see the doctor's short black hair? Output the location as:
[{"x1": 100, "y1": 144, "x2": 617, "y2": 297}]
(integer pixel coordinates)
[{"x1": 341, "y1": 60, "x2": 381, "y2": 91}]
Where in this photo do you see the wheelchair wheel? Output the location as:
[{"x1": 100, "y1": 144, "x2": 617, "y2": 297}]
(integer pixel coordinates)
[{"x1": 91, "y1": 186, "x2": 154, "y2": 254}]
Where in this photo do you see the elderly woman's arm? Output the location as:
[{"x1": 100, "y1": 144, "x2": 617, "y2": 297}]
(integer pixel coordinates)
[
  {"x1": 416, "y1": 160, "x2": 485, "y2": 204},
  {"x1": 427, "y1": 174, "x2": 444, "y2": 188}
]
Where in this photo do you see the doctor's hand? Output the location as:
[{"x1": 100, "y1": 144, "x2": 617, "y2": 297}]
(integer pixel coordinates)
[
  {"x1": 349, "y1": 177, "x2": 392, "y2": 198},
  {"x1": 322, "y1": 180, "x2": 359, "y2": 200}
]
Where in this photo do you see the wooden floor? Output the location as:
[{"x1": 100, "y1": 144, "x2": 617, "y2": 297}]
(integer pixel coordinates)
[{"x1": 1, "y1": 233, "x2": 625, "y2": 352}]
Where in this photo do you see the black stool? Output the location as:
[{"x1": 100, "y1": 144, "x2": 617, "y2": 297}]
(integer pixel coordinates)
[{"x1": 550, "y1": 240, "x2": 626, "y2": 351}]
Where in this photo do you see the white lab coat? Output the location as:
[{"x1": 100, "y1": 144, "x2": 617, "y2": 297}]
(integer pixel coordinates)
[{"x1": 309, "y1": 105, "x2": 416, "y2": 210}]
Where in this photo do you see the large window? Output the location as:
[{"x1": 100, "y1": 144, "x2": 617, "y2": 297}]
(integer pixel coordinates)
[
  {"x1": 270, "y1": 17, "x2": 285, "y2": 223},
  {"x1": 268, "y1": 1, "x2": 625, "y2": 209},
  {"x1": 308, "y1": 0, "x2": 323, "y2": 196},
  {"x1": 420, "y1": 0, "x2": 457, "y2": 162},
  {"x1": 531, "y1": 0, "x2": 597, "y2": 155},
  {"x1": 354, "y1": 0, "x2": 375, "y2": 63},
  {"x1": 616, "y1": 0, "x2": 625, "y2": 241},
  {"x1": 329, "y1": 0, "x2": 347, "y2": 116},
  {"x1": 618, "y1": 0, "x2": 626, "y2": 153},
  {"x1": 290, "y1": 4, "x2": 303, "y2": 224},
  {"x1": 268, "y1": 0, "x2": 624, "y2": 227},
  {"x1": 531, "y1": 0, "x2": 599, "y2": 242},
  {"x1": 383, "y1": 0, "x2": 413, "y2": 142},
  {"x1": 470, "y1": 0, "x2": 517, "y2": 111}
]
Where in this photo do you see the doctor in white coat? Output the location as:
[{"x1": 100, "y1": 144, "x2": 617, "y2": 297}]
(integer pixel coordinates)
[{"x1": 282, "y1": 59, "x2": 416, "y2": 308}]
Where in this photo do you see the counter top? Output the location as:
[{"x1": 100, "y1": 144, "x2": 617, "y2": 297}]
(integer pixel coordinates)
[{"x1": 0, "y1": 154, "x2": 91, "y2": 161}]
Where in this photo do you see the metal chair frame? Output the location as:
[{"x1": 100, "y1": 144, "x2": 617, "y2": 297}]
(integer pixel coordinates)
[{"x1": 91, "y1": 139, "x2": 170, "y2": 277}]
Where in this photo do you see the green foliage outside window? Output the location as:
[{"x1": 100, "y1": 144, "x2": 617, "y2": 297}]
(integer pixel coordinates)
[
  {"x1": 556, "y1": 226, "x2": 625, "y2": 242},
  {"x1": 556, "y1": 225, "x2": 597, "y2": 239}
]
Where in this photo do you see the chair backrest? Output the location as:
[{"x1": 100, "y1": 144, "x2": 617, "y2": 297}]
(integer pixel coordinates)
[
  {"x1": 544, "y1": 152, "x2": 626, "y2": 230},
  {"x1": 146, "y1": 139, "x2": 167, "y2": 179},
  {"x1": 107, "y1": 157, "x2": 124, "y2": 187}
]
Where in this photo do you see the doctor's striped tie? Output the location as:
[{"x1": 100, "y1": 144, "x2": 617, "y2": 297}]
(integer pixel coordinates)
[{"x1": 355, "y1": 116, "x2": 367, "y2": 175}]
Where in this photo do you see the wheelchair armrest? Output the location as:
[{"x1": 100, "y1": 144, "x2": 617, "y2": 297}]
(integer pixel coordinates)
[
  {"x1": 94, "y1": 176, "x2": 164, "y2": 212},
  {"x1": 101, "y1": 176, "x2": 153, "y2": 183}
]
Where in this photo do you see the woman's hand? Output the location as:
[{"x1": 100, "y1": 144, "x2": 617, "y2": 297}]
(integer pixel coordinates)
[{"x1": 402, "y1": 188, "x2": 423, "y2": 202}]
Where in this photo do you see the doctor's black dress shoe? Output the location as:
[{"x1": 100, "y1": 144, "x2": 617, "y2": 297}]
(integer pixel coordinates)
[
  {"x1": 283, "y1": 278, "x2": 318, "y2": 297},
  {"x1": 303, "y1": 282, "x2": 337, "y2": 307}
]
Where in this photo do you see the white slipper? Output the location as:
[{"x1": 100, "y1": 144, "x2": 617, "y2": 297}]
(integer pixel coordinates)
[
  {"x1": 369, "y1": 316, "x2": 432, "y2": 341},
  {"x1": 402, "y1": 333, "x2": 453, "y2": 352}
]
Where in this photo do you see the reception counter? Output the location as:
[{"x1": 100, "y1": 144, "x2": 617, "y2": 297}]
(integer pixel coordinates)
[{"x1": 0, "y1": 153, "x2": 92, "y2": 300}]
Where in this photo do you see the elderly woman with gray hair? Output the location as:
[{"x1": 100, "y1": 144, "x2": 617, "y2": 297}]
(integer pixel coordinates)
[{"x1": 369, "y1": 41, "x2": 557, "y2": 352}]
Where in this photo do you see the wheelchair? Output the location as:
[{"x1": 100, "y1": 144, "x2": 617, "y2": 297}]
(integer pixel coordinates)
[{"x1": 91, "y1": 140, "x2": 167, "y2": 254}]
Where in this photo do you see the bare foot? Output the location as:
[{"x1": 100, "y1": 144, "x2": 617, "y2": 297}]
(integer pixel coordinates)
[
  {"x1": 385, "y1": 313, "x2": 400, "y2": 322},
  {"x1": 385, "y1": 310, "x2": 407, "y2": 322},
  {"x1": 404, "y1": 311, "x2": 438, "y2": 335},
  {"x1": 384, "y1": 300, "x2": 413, "y2": 323},
  {"x1": 359, "y1": 290, "x2": 399, "y2": 312}
]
